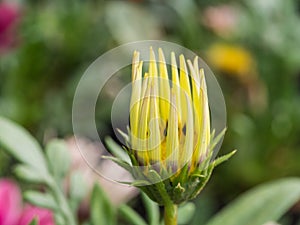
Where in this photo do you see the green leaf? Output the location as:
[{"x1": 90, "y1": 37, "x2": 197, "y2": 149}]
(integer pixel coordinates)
[
  {"x1": 105, "y1": 136, "x2": 131, "y2": 164},
  {"x1": 205, "y1": 178, "x2": 300, "y2": 225},
  {"x1": 91, "y1": 184, "x2": 115, "y2": 225},
  {"x1": 28, "y1": 218, "x2": 38, "y2": 225},
  {"x1": 14, "y1": 164, "x2": 49, "y2": 183},
  {"x1": 46, "y1": 139, "x2": 71, "y2": 181},
  {"x1": 178, "y1": 203, "x2": 196, "y2": 225},
  {"x1": 24, "y1": 191, "x2": 57, "y2": 210},
  {"x1": 0, "y1": 116, "x2": 48, "y2": 174},
  {"x1": 141, "y1": 193, "x2": 160, "y2": 225},
  {"x1": 69, "y1": 171, "x2": 88, "y2": 212},
  {"x1": 54, "y1": 214, "x2": 65, "y2": 225},
  {"x1": 118, "y1": 204, "x2": 147, "y2": 225}
]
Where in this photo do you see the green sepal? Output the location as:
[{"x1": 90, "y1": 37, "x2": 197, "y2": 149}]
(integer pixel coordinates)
[
  {"x1": 146, "y1": 170, "x2": 173, "y2": 205},
  {"x1": 125, "y1": 180, "x2": 151, "y2": 186},
  {"x1": 102, "y1": 155, "x2": 133, "y2": 174},
  {"x1": 189, "y1": 163, "x2": 215, "y2": 200},
  {"x1": 209, "y1": 128, "x2": 227, "y2": 152},
  {"x1": 213, "y1": 150, "x2": 237, "y2": 167},
  {"x1": 105, "y1": 136, "x2": 131, "y2": 164},
  {"x1": 116, "y1": 128, "x2": 130, "y2": 145},
  {"x1": 172, "y1": 164, "x2": 189, "y2": 186}
]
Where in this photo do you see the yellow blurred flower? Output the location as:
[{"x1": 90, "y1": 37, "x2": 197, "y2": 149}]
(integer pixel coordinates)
[{"x1": 207, "y1": 43, "x2": 255, "y2": 79}]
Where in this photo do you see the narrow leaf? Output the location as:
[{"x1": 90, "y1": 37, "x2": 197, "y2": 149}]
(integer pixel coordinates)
[
  {"x1": 14, "y1": 164, "x2": 49, "y2": 183},
  {"x1": 105, "y1": 136, "x2": 131, "y2": 164},
  {"x1": 46, "y1": 139, "x2": 71, "y2": 181},
  {"x1": 118, "y1": 204, "x2": 148, "y2": 225},
  {"x1": 69, "y1": 171, "x2": 88, "y2": 212},
  {"x1": 24, "y1": 191, "x2": 57, "y2": 210},
  {"x1": 0, "y1": 116, "x2": 48, "y2": 174},
  {"x1": 205, "y1": 178, "x2": 300, "y2": 225},
  {"x1": 141, "y1": 193, "x2": 160, "y2": 225},
  {"x1": 91, "y1": 184, "x2": 115, "y2": 225}
]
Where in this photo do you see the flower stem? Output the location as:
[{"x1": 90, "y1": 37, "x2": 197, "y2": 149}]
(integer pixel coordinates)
[{"x1": 164, "y1": 203, "x2": 178, "y2": 225}]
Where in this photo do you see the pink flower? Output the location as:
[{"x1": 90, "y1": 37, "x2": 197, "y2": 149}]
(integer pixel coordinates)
[
  {"x1": 0, "y1": 2, "x2": 21, "y2": 52},
  {"x1": 202, "y1": 5, "x2": 238, "y2": 37},
  {"x1": 0, "y1": 179, "x2": 23, "y2": 225},
  {"x1": 0, "y1": 179, "x2": 56, "y2": 225},
  {"x1": 18, "y1": 205, "x2": 55, "y2": 225}
]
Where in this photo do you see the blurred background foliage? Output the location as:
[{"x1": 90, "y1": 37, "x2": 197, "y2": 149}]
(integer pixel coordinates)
[{"x1": 0, "y1": 0, "x2": 300, "y2": 224}]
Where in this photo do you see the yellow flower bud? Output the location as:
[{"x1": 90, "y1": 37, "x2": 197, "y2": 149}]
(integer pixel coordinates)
[
  {"x1": 106, "y1": 47, "x2": 235, "y2": 205},
  {"x1": 129, "y1": 47, "x2": 211, "y2": 176}
]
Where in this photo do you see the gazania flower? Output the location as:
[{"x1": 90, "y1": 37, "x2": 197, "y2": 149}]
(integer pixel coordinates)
[
  {"x1": 106, "y1": 47, "x2": 235, "y2": 225},
  {"x1": 129, "y1": 48, "x2": 211, "y2": 175}
]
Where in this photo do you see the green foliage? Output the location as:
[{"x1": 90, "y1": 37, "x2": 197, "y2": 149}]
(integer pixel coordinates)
[
  {"x1": 0, "y1": 116, "x2": 82, "y2": 225},
  {"x1": 24, "y1": 191, "x2": 57, "y2": 210},
  {"x1": 205, "y1": 178, "x2": 300, "y2": 225},
  {"x1": 0, "y1": 116, "x2": 49, "y2": 175},
  {"x1": 69, "y1": 171, "x2": 88, "y2": 213},
  {"x1": 177, "y1": 203, "x2": 196, "y2": 225},
  {"x1": 141, "y1": 193, "x2": 160, "y2": 225},
  {"x1": 14, "y1": 164, "x2": 47, "y2": 183},
  {"x1": 118, "y1": 204, "x2": 148, "y2": 225},
  {"x1": 1, "y1": 116, "x2": 300, "y2": 225},
  {"x1": 46, "y1": 139, "x2": 71, "y2": 182},
  {"x1": 90, "y1": 184, "x2": 116, "y2": 225},
  {"x1": 1, "y1": 0, "x2": 300, "y2": 224}
]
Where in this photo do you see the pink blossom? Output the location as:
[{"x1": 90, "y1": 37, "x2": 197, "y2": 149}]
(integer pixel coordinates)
[
  {"x1": 18, "y1": 205, "x2": 55, "y2": 225},
  {"x1": 0, "y1": 2, "x2": 21, "y2": 52},
  {"x1": 202, "y1": 5, "x2": 238, "y2": 37},
  {"x1": 0, "y1": 179, "x2": 23, "y2": 225}
]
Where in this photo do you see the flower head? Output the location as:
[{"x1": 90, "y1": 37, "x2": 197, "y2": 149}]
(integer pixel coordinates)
[
  {"x1": 129, "y1": 47, "x2": 211, "y2": 175},
  {"x1": 106, "y1": 47, "x2": 235, "y2": 205}
]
